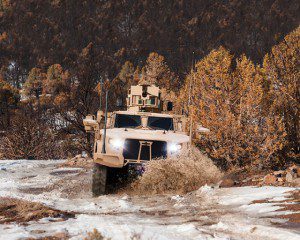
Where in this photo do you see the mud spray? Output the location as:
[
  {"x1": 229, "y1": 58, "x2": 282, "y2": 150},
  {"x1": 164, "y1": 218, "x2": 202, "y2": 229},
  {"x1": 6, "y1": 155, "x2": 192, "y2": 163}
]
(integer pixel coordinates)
[{"x1": 129, "y1": 147, "x2": 223, "y2": 195}]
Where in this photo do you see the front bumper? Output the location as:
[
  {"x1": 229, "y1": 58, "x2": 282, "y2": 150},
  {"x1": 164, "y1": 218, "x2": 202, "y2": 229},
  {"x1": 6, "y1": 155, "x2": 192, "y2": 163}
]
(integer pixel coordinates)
[{"x1": 94, "y1": 152, "x2": 124, "y2": 168}]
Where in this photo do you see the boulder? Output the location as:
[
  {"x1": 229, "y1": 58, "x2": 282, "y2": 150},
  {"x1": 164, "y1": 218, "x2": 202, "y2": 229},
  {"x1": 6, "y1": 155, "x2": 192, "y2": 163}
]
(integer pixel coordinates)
[
  {"x1": 220, "y1": 178, "x2": 235, "y2": 188},
  {"x1": 286, "y1": 172, "x2": 295, "y2": 183},
  {"x1": 53, "y1": 232, "x2": 68, "y2": 239},
  {"x1": 273, "y1": 170, "x2": 285, "y2": 177},
  {"x1": 277, "y1": 177, "x2": 284, "y2": 182},
  {"x1": 289, "y1": 165, "x2": 300, "y2": 175},
  {"x1": 292, "y1": 178, "x2": 300, "y2": 187},
  {"x1": 263, "y1": 174, "x2": 277, "y2": 185}
]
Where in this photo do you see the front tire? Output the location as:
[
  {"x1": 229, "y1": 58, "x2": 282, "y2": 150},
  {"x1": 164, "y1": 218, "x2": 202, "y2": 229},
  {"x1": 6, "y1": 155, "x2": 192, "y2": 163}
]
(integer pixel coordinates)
[{"x1": 92, "y1": 163, "x2": 107, "y2": 197}]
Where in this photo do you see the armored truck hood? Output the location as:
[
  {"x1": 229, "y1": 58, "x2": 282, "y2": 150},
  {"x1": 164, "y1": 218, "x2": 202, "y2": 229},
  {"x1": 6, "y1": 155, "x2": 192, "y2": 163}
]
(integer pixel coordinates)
[{"x1": 100, "y1": 128, "x2": 189, "y2": 143}]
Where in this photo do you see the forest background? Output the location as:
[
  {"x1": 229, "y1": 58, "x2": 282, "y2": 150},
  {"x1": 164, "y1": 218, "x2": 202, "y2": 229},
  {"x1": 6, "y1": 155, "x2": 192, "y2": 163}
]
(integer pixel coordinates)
[{"x1": 0, "y1": 0, "x2": 299, "y2": 170}]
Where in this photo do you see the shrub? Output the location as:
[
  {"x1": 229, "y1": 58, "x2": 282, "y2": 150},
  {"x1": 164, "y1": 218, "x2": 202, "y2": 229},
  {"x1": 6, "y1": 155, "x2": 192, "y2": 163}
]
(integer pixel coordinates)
[
  {"x1": 131, "y1": 147, "x2": 223, "y2": 194},
  {"x1": 0, "y1": 112, "x2": 64, "y2": 160}
]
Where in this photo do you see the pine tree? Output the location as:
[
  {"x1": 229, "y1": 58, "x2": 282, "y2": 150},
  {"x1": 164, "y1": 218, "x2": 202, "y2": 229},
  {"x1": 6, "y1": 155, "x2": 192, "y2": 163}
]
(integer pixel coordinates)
[
  {"x1": 118, "y1": 61, "x2": 134, "y2": 87},
  {"x1": 44, "y1": 64, "x2": 69, "y2": 95},
  {"x1": 111, "y1": 61, "x2": 135, "y2": 108},
  {"x1": 23, "y1": 68, "x2": 45, "y2": 100},
  {"x1": 0, "y1": 76, "x2": 18, "y2": 128},
  {"x1": 263, "y1": 27, "x2": 300, "y2": 158},
  {"x1": 144, "y1": 52, "x2": 175, "y2": 90},
  {"x1": 180, "y1": 47, "x2": 286, "y2": 168}
]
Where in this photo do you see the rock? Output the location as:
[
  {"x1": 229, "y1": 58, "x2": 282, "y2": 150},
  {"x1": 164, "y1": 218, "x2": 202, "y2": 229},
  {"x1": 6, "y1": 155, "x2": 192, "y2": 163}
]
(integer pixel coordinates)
[
  {"x1": 81, "y1": 151, "x2": 88, "y2": 158},
  {"x1": 242, "y1": 177, "x2": 252, "y2": 183},
  {"x1": 53, "y1": 232, "x2": 68, "y2": 239},
  {"x1": 31, "y1": 230, "x2": 46, "y2": 234},
  {"x1": 277, "y1": 177, "x2": 284, "y2": 182},
  {"x1": 289, "y1": 165, "x2": 300, "y2": 176},
  {"x1": 220, "y1": 178, "x2": 235, "y2": 188},
  {"x1": 292, "y1": 178, "x2": 300, "y2": 187},
  {"x1": 263, "y1": 174, "x2": 277, "y2": 185},
  {"x1": 273, "y1": 170, "x2": 285, "y2": 177},
  {"x1": 286, "y1": 172, "x2": 295, "y2": 183}
]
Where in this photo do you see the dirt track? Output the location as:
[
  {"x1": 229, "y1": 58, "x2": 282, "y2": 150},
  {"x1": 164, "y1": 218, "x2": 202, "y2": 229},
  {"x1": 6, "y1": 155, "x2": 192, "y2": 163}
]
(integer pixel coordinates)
[{"x1": 0, "y1": 160, "x2": 299, "y2": 240}]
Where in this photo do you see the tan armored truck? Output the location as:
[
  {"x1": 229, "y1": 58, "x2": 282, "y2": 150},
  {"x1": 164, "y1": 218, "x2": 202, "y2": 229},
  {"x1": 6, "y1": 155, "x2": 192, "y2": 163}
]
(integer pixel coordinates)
[{"x1": 83, "y1": 83, "x2": 201, "y2": 196}]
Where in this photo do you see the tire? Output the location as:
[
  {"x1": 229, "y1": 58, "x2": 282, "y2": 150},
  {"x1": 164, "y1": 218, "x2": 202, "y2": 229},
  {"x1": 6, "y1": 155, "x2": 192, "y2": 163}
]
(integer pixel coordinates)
[
  {"x1": 92, "y1": 163, "x2": 107, "y2": 197},
  {"x1": 108, "y1": 165, "x2": 129, "y2": 184}
]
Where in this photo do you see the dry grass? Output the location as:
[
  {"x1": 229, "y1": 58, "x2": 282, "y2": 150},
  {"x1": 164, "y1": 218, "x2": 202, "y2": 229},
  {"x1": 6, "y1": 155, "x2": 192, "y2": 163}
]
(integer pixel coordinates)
[
  {"x1": 84, "y1": 229, "x2": 142, "y2": 240},
  {"x1": 84, "y1": 229, "x2": 111, "y2": 240},
  {"x1": 0, "y1": 197, "x2": 74, "y2": 224},
  {"x1": 130, "y1": 147, "x2": 223, "y2": 194}
]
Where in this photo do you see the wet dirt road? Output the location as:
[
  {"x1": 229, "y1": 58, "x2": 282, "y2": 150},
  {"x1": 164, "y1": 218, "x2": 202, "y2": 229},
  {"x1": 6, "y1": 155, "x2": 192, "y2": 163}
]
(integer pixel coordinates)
[{"x1": 0, "y1": 160, "x2": 299, "y2": 240}]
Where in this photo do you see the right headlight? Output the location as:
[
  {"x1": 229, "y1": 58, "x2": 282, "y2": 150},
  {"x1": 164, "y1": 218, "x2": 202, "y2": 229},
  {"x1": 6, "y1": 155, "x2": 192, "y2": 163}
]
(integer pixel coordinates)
[{"x1": 168, "y1": 143, "x2": 182, "y2": 152}]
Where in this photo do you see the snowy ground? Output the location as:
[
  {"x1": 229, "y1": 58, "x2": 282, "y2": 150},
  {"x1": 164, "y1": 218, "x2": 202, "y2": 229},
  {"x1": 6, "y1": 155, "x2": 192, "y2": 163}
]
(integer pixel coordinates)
[{"x1": 0, "y1": 160, "x2": 299, "y2": 240}]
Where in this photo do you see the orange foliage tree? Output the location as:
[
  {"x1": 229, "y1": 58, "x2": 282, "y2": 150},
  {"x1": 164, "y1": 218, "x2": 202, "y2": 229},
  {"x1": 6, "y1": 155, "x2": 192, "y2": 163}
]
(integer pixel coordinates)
[
  {"x1": 179, "y1": 47, "x2": 286, "y2": 168},
  {"x1": 0, "y1": 76, "x2": 18, "y2": 128},
  {"x1": 144, "y1": 52, "x2": 179, "y2": 91},
  {"x1": 44, "y1": 64, "x2": 71, "y2": 107},
  {"x1": 263, "y1": 27, "x2": 300, "y2": 159},
  {"x1": 23, "y1": 68, "x2": 45, "y2": 100}
]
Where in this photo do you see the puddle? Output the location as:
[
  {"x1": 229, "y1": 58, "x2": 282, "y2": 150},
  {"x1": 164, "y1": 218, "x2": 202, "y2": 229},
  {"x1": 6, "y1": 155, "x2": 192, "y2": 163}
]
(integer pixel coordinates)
[
  {"x1": 18, "y1": 187, "x2": 47, "y2": 194},
  {"x1": 50, "y1": 169, "x2": 81, "y2": 176}
]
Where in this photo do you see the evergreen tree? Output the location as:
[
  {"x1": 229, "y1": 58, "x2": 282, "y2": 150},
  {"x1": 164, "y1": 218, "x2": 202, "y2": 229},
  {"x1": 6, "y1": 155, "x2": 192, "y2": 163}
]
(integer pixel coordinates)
[
  {"x1": 0, "y1": 76, "x2": 18, "y2": 128},
  {"x1": 263, "y1": 27, "x2": 300, "y2": 158},
  {"x1": 180, "y1": 47, "x2": 286, "y2": 168},
  {"x1": 44, "y1": 64, "x2": 69, "y2": 95},
  {"x1": 23, "y1": 68, "x2": 45, "y2": 100}
]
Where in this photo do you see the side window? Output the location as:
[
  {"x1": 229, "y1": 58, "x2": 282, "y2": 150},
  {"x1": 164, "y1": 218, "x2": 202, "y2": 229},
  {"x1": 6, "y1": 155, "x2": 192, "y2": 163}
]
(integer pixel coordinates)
[
  {"x1": 132, "y1": 95, "x2": 142, "y2": 105},
  {"x1": 150, "y1": 96, "x2": 156, "y2": 105}
]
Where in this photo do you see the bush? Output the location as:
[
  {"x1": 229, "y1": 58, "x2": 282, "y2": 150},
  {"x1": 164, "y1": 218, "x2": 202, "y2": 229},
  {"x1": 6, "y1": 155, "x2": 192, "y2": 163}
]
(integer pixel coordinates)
[
  {"x1": 0, "y1": 112, "x2": 64, "y2": 160},
  {"x1": 130, "y1": 147, "x2": 223, "y2": 194}
]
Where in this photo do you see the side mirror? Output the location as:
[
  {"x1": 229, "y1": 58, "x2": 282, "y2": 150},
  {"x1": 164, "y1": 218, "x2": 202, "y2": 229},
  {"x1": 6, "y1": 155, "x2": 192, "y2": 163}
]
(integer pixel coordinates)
[
  {"x1": 83, "y1": 115, "x2": 98, "y2": 132},
  {"x1": 167, "y1": 102, "x2": 173, "y2": 111},
  {"x1": 177, "y1": 121, "x2": 183, "y2": 131}
]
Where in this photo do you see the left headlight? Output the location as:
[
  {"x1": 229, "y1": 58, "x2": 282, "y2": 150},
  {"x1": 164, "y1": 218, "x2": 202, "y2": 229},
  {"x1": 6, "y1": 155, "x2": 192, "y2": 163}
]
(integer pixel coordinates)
[
  {"x1": 108, "y1": 138, "x2": 124, "y2": 149},
  {"x1": 168, "y1": 143, "x2": 182, "y2": 152}
]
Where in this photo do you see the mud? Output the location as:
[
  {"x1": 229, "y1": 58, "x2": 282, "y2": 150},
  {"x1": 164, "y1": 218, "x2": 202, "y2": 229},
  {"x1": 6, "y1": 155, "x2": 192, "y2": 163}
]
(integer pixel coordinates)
[
  {"x1": 251, "y1": 190, "x2": 300, "y2": 228},
  {"x1": 1, "y1": 160, "x2": 299, "y2": 240},
  {"x1": 0, "y1": 197, "x2": 75, "y2": 224},
  {"x1": 46, "y1": 169, "x2": 92, "y2": 199},
  {"x1": 129, "y1": 147, "x2": 223, "y2": 195}
]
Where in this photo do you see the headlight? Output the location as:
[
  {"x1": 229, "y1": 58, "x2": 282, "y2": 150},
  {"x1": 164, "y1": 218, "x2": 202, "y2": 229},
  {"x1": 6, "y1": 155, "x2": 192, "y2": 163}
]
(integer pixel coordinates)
[
  {"x1": 168, "y1": 143, "x2": 182, "y2": 152},
  {"x1": 108, "y1": 138, "x2": 124, "y2": 149}
]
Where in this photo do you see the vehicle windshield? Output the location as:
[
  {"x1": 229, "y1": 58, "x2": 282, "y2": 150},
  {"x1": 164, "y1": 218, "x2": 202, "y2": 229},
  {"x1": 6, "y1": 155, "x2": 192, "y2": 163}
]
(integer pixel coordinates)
[
  {"x1": 147, "y1": 116, "x2": 174, "y2": 131},
  {"x1": 114, "y1": 114, "x2": 141, "y2": 128}
]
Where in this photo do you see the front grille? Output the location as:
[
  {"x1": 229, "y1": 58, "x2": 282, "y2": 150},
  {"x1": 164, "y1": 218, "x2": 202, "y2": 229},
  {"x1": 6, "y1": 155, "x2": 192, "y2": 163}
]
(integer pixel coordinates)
[{"x1": 123, "y1": 139, "x2": 167, "y2": 161}]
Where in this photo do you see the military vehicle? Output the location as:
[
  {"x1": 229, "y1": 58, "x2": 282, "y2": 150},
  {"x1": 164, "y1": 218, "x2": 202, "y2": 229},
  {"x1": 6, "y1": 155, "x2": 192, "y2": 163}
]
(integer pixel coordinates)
[{"x1": 83, "y1": 83, "x2": 204, "y2": 196}]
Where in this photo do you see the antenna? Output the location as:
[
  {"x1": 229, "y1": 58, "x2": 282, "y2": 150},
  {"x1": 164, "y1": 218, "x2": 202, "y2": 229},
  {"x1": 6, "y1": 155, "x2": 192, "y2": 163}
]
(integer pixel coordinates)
[
  {"x1": 99, "y1": 77, "x2": 103, "y2": 110},
  {"x1": 101, "y1": 90, "x2": 109, "y2": 154},
  {"x1": 189, "y1": 51, "x2": 195, "y2": 145}
]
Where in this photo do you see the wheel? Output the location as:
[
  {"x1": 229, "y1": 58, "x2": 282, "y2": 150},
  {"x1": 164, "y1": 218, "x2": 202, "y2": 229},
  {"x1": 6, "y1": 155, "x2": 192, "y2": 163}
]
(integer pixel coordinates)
[
  {"x1": 108, "y1": 165, "x2": 129, "y2": 184},
  {"x1": 92, "y1": 163, "x2": 107, "y2": 197}
]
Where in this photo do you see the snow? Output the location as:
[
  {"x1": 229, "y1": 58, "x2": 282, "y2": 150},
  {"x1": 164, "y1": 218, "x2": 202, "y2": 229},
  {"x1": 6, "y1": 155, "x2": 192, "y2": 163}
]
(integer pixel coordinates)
[
  {"x1": 218, "y1": 186, "x2": 295, "y2": 206},
  {"x1": 0, "y1": 160, "x2": 299, "y2": 240}
]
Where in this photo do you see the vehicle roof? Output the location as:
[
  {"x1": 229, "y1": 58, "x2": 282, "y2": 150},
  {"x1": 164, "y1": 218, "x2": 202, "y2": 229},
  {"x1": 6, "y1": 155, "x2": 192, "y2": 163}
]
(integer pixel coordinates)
[{"x1": 114, "y1": 110, "x2": 174, "y2": 118}]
